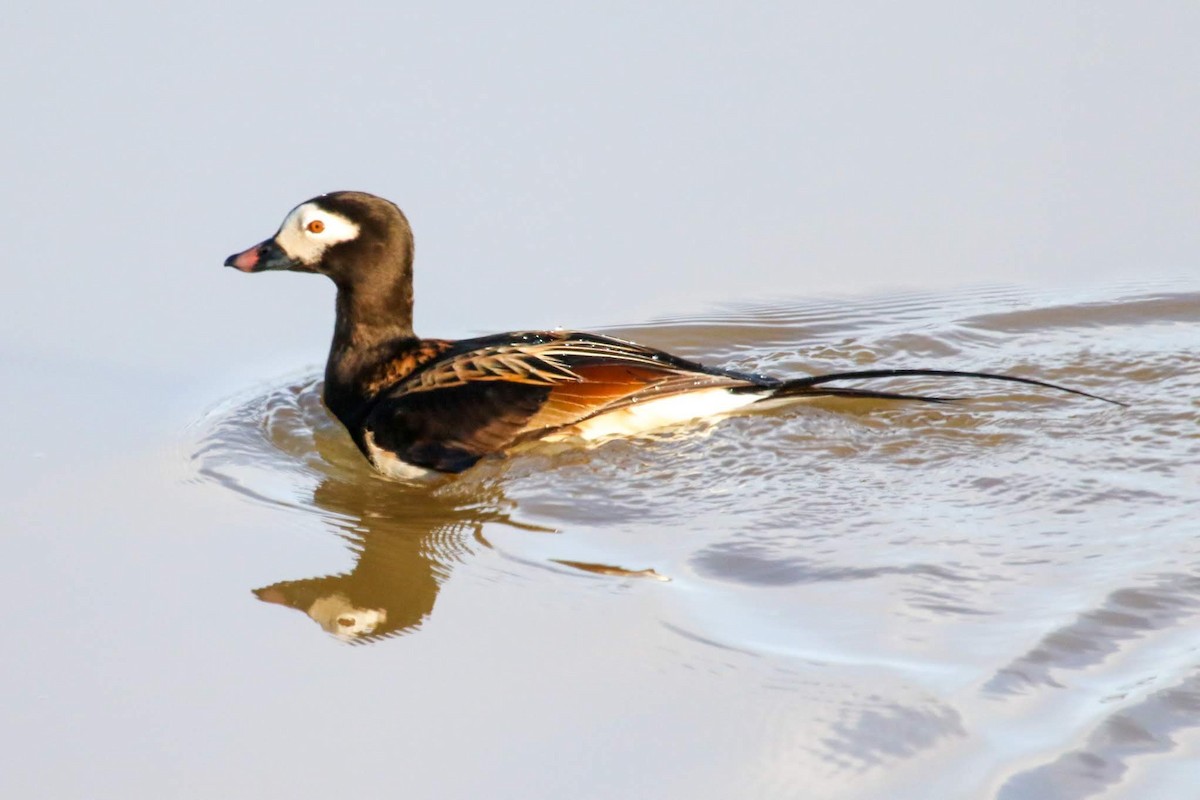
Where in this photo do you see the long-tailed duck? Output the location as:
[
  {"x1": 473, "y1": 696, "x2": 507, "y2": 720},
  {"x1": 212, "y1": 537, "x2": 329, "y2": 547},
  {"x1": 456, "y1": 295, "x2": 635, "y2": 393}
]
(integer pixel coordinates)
[{"x1": 225, "y1": 191, "x2": 1119, "y2": 477}]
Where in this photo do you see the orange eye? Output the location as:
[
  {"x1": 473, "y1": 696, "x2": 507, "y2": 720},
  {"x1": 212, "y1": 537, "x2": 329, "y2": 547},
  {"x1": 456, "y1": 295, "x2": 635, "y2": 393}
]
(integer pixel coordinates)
[{"x1": 306, "y1": 219, "x2": 325, "y2": 234}]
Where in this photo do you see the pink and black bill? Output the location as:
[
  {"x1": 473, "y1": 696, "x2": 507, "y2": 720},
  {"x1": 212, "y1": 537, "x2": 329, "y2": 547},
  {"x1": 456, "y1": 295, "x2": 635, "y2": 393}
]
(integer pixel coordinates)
[{"x1": 224, "y1": 239, "x2": 298, "y2": 273}]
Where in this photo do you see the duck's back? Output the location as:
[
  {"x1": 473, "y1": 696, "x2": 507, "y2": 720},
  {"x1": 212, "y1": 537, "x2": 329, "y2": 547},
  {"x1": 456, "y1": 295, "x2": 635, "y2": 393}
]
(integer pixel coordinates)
[{"x1": 349, "y1": 330, "x2": 766, "y2": 475}]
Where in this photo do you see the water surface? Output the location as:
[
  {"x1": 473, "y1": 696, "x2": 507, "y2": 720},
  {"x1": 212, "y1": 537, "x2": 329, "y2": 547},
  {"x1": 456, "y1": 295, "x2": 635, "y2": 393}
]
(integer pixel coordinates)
[{"x1": 178, "y1": 282, "x2": 1200, "y2": 798}]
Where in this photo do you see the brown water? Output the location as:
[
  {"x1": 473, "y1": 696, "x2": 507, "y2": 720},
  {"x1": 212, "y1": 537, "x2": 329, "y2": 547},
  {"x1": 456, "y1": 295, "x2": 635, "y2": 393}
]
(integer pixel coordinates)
[
  {"x1": 118, "y1": 282, "x2": 1196, "y2": 799},
  {"x1": 3, "y1": 281, "x2": 1197, "y2": 798}
]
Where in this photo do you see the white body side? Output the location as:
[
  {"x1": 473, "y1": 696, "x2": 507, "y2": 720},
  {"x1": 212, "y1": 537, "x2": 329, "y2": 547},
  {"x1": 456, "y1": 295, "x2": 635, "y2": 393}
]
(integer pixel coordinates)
[
  {"x1": 560, "y1": 387, "x2": 768, "y2": 441},
  {"x1": 364, "y1": 388, "x2": 819, "y2": 478},
  {"x1": 363, "y1": 430, "x2": 439, "y2": 480}
]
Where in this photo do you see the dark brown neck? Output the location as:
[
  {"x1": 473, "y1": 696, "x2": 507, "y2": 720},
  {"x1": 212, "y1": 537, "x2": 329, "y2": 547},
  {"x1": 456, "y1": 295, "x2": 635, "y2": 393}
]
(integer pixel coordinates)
[
  {"x1": 332, "y1": 277, "x2": 414, "y2": 348},
  {"x1": 323, "y1": 262, "x2": 417, "y2": 428}
]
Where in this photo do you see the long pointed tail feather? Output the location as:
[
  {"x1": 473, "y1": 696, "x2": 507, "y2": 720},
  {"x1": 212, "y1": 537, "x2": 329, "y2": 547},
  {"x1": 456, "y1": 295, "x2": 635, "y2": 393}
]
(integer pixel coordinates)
[
  {"x1": 745, "y1": 368, "x2": 1126, "y2": 407},
  {"x1": 778, "y1": 385, "x2": 959, "y2": 404}
]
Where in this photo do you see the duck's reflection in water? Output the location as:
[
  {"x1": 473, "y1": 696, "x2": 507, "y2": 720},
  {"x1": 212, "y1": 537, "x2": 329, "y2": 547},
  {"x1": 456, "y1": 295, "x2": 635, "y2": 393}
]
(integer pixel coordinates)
[
  {"x1": 252, "y1": 473, "x2": 545, "y2": 643},
  {"x1": 197, "y1": 377, "x2": 665, "y2": 644}
]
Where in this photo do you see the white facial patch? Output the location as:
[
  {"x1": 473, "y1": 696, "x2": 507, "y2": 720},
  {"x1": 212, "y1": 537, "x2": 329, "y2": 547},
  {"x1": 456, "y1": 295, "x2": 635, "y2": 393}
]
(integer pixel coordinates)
[
  {"x1": 275, "y1": 201, "x2": 361, "y2": 265},
  {"x1": 306, "y1": 593, "x2": 387, "y2": 640}
]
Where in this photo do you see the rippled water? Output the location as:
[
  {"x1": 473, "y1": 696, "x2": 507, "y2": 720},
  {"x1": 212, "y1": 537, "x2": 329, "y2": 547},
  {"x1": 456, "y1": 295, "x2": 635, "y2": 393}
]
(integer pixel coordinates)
[{"x1": 186, "y1": 283, "x2": 1200, "y2": 797}]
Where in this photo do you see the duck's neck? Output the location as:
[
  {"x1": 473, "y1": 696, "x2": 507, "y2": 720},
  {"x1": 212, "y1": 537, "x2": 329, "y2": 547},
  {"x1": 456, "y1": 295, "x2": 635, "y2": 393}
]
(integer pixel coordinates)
[
  {"x1": 332, "y1": 276, "x2": 414, "y2": 349},
  {"x1": 324, "y1": 269, "x2": 416, "y2": 416}
]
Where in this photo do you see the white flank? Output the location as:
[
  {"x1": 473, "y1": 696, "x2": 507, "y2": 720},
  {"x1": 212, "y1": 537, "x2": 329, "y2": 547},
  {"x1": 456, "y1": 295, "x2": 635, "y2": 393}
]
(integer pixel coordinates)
[
  {"x1": 275, "y1": 201, "x2": 361, "y2": 265},
  {"x1": 363, "y1": 430, "x2": 438, "y2": 481},
  {"x1": 364, "y1": 389, "x2": 828, "y2": 477},
  {"x1": 569, "y1": 388, "x2": 765, "y2": 441}
]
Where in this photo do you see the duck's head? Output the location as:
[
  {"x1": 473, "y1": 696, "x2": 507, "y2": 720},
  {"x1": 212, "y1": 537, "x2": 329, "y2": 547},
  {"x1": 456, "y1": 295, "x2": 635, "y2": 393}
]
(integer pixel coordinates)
[{"x1": 224, "y1": 191, "x2": 414, "y2": 285}]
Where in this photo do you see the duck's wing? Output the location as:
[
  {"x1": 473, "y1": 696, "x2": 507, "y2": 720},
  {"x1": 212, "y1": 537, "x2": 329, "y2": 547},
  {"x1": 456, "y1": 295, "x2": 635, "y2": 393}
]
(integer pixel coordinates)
[
  {"x1": 361, "y1": 331, "x2": 762, "y2": 472},
  {"x1": 394, "y1": 331, "x2": 742, "y2": 392}
]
